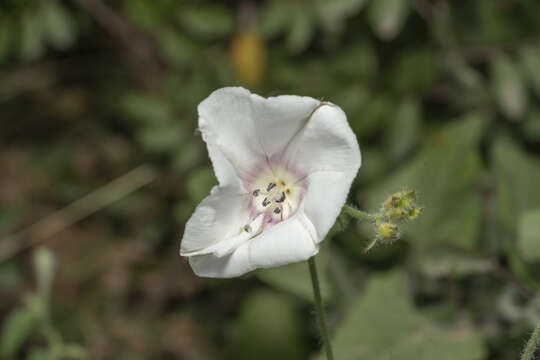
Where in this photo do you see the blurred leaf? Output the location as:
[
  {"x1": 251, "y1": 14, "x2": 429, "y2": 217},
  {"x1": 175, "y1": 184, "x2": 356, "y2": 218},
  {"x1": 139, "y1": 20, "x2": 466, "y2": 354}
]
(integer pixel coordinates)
[
  {"x1": 367, "y1": 0, "x2": 410, "y2": 41},
  {"x1": 26, "y1": 348, "x2": 54, "y2": 360},
  {"x1": 492, "y1": 136, "x2": 540, "y2": 231},
  {"x1": 178, "y1": 5, "x2": 233, "y2": 40},
  {"x1": 120, "y1": 93, "x2": 174, "y2": 125},
  {"x1": 315, "y1": 0, "x2": 368, "y2": 33},
  {"x1": 186, "y1": 167, "x2": 217, "y2": 204},
  {"x1": 229, "y1": 290, "x2": 306, "y2": 360},
  {"x1": 19, "y1": 10, "x2": 45, "y2": 61},
  {"x1": 137, "y1": 124, "x2": 183, "y2": 155},
  {"x1": 256, "y1": 249, "x2": 331, "y2": 303},
  {"x1": 1, "y1": 309, "x2": 37, "y2": 357},
  {"x1": 517, "y1": 209, "x2": 540, "y2": 262},
  {"x1": 0, "y1": 261, "x2": 23, "y2": 291},
  {"x1": 331, "y1": 42, "x2": 378, "y2": 79},
  {"x1": 172, "y1": 139, "x2": 203, "y2": 172},
  {"x1": 287, "y1": 9, "x2": 314, "y2": 54},
  {"x1": 350, "y1": 92, "x2": 393, "y2": 137},
  {"x1": 491, "y1": 55, "x2": 528, "y2": 121},
  {"x1": 365, "y1": 113, "x2": 486, "y2": 249},
  {"x1": 259, "y1": 0, "x2": 293, "y2": 38},
  {"x1": 356, "y1": 147, "x2": 389, "y2": 184},
  {"x1": 157, "y1": 28, "x2": 199, "y2": 66},
  {"x1": 42, "y1": 3, "x2": 76, "y2": 50},
  {"x1": 33, "y1": 247, "x2": 56, "y2": 302},
  {"x1": 384, "y1": 96, "x2": 422, "y2": 161},
  {"x1": 125, "y1": 0, "x2": 163, "y2": 29},
  {"x1": 414, "y1": 247, "x2": 495, "y2": 279},
  {"x1": 0, "y1": 17, "x2": 12, "y2": 62},
  {"x1": 520, "y1": 45, "x2": 540, "y2": 99},
  {"x1": 521, "y1": 109, "x2": 540, "y2": 141},
  {"x1": 327, "y1": 271, "x2": 486, "y2": 360},
  {"x1": 391, "y1": 48, "x2": 440, "y2": 93}
]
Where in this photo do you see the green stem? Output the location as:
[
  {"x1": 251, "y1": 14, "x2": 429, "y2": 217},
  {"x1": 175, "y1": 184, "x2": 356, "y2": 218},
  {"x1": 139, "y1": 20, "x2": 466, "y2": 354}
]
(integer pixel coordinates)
[
  {"x1": 343, "y1": 205, "x2": 378, "y2": 222},
  {"x1": 521, "y1": 324, "x2": 540, "y2": 360},
  {"x1": 308, "y1": 256, "x2": 334, "y2": 360}
]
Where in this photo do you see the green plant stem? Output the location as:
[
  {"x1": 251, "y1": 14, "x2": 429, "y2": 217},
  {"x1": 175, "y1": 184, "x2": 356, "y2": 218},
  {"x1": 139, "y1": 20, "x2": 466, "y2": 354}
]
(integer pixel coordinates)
[
  {"x1": 308, "y1": 256, "x2": 334, "y2": 360},
  {"x1": 522, "y1": 324, "x2": 540, "y2": 360},
  {"x1": 343, "y1": 205, "x2": 378, "y2": 222}
]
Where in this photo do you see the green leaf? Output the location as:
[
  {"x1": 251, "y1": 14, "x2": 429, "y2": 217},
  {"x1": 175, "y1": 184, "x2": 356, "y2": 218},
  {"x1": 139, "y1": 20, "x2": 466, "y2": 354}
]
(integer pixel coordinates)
[
  {"x1": 391, "y1": 48, "x2": 440, "y2": 92},
  {"x1": 178, "y1": 5, "x2": 233, "y2": 40},
  {"x1": 384, "y1": 96, "x2": 422, "y2": 161},
  {"x1": 315, "y1": 0, "x2": 368, "y2": 33},
  {"x1": 256, "y1": 262, "x2": 331, "y2": 303},
  {"x1": 186, "y1": 167, "x2": 217, "y2": 204},
  {"x1": 491, "y1": 55, "x2": 528, "y2": 121},
  {"x1": 492, "y1": 136, "x2": 540, "y2": 231},
  {"x1": 0, "y1": 17, "x2": 13, "y2": 63},
  {"x1": 365, "y1": 113, "x2": 486, "y2": 249},
  {"x1": 520, "y1": 45, "x2": 540, "y2": 99},
  {"x1": 157, "y1": 28, "x2": 199, "y2": 66},
  {"x1": 327, "y1": 271, "x2": 486, "y2": 360},
  {"x1": 229, "y1": 290, "x2": 306, "y2": 360},
  {"x1": 137, "y1": 124, "x2": 183, "y2": 154},
  {"x1": 1, "y1": 309, "x2": 37, "y2": 357},
  {"x1": 42, "y1": 3, "x2": 76, "y2": 50},
  {"x1": 331, "y1": 42, "x2": 378, "y2": 79},
  {"x1": 367, "y1": 0, "x2": 410, "y2": 41},
  {"x1": 26, "y1": 348, "x2": 54, "y2": 360},
  {"x1": 286, "y1": 9, "x2": 314, "y2": 54},
  {"x1": 521, "y1": 109, "x2": 540, "y2": 141},
  {"x1": 120, "y1": 93, "x2": 174, "y2": 125},
  {"x1": 256, "y1": 248, "x2": 331, "y2": 303},
  {"x1": 33, "y1": 247, "x2": 56, "y2": 302},
  {"x1": 517, "y1": 209, "x2": 540, "y2": 262},
  {"x1": 19, "y1": 10, "x2": 45, "y2": 61},
  {"x1": 259, "y1": 0, "x2": 293, "y2": 38}
]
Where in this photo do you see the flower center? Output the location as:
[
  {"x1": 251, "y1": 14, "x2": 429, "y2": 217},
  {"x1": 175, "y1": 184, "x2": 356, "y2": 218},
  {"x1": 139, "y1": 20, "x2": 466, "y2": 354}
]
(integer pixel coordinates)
[{"x1": 248, "y1": 165, "x2": 306, "y2": 224}]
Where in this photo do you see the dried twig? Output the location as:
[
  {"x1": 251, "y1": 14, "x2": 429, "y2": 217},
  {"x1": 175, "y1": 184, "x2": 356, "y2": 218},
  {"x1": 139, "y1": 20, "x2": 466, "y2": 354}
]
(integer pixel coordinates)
[{"x1": 0, "y1": 165, "x2": 158, "y2": 263}]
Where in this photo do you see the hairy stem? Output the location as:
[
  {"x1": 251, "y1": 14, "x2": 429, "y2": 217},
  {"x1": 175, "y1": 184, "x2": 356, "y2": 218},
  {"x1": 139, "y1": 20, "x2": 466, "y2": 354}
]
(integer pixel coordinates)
[
  {"x1": 308, "y1": 256, "x2": 334, "y2": 360},
  {"x1": 522, "y1": 324, "x2": 540, "y2": 360},
  {"x1": 343, "y1": 205, "x2": 378, "y2": 222}
]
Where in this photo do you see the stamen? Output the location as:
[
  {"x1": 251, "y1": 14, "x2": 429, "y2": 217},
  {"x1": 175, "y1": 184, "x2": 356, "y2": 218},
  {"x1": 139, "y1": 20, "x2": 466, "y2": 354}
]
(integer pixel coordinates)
[
  {"x1": 274, "y1": 207, "x2": 281, "y2": 214},
  {"x1": 262, "y1": 198, "x2": 270, "y2": 207},
  {"x1": 252, "y1": 189, "x2": 260, "y2": 197},
  {"x1": 243, "y1": 224, "x2": 252, "y2": 232},
  {"x1": 275, "y1": 192, "x2": 286, "y2": 203},
  {"x1": 267, "y1": 183, "x2": 276, "y2": 191}
]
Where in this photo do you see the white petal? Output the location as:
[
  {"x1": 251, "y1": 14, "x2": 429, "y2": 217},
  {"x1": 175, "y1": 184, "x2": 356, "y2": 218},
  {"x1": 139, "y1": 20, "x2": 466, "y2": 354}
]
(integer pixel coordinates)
[
  {"x1": 182, "y1": 214, "x2": 264, "y2": 258},
  {"x1": 180, "y1": 186, "x2": 250, "y2": 254},
  {"x1": 282, "y1": 104, "x2": 361, "y2": 240},
  {"x1": 198, "y1": 87, "x2": 265, "y2": 184},
  {"x1": 198, "y1": 87, "x2": 321, "y2": 186},
  {"x1": 302, "y1": 171, "x2": 353, "y2": 242},
  {"x1": 188, "y1": 212, "x2": 319, "y2": 278},
  {"x1": 250, "y1": 93, "x2": 320, "y2": 157}
]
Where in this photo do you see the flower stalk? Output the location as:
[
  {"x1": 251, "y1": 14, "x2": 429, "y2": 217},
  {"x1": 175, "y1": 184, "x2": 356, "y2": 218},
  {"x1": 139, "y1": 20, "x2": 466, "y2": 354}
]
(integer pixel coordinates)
[
  {"x1": 308, "y1": 256, "x2": 334, "y2": 360},
  {"x1": 521, "y1": 324, "x2": 540, "y2": 360}
]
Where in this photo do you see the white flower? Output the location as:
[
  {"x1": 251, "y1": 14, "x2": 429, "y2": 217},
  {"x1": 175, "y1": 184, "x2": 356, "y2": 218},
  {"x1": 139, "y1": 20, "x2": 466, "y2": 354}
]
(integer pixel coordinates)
[{"x1": 180, "y1": 87, "x2": 361, "y2": 278}]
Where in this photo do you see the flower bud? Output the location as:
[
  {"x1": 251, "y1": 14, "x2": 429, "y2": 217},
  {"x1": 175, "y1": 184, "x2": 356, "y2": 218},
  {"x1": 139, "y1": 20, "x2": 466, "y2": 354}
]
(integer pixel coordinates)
[
  {"x1": 383, "y1": 190, "x2": 422, "y2": 221},
  {"x1": 376, "y1": 222, "x2": 400, "y2": 242}
]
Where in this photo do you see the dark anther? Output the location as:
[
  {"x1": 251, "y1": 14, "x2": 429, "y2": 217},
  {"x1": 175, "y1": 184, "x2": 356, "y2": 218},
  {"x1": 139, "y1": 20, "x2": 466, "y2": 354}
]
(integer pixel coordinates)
[
  {"x1": 243, "y1": 224, "x2": 252, "y2": 232},
  {"x1": 262, "y1": 198, "x2": 270, "y2": 207},
  {"x1": 252, "y1": 189, "x2": 260, "y2": 197},
  {"x1": 275, "y1": 192, "x2": 286, "y2": 203},
  {"x1": 267, "y1": 183, "x2": 276, "y2": 191},
  {"x1": 274, "y1": 207, "x2": 281, "y2": 214}
]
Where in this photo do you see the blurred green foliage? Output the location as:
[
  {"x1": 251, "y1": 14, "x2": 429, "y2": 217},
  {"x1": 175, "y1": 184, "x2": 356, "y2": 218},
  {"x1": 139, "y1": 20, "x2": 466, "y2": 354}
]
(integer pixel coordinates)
[{"x1": 1, "y1": 0, "x2": 540, "y2": 359}]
